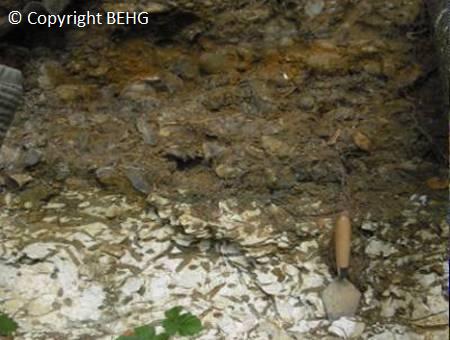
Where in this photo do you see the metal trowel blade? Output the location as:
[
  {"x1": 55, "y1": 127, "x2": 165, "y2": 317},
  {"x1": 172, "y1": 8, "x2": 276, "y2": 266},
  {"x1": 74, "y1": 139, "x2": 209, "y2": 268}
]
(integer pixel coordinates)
[{"x1": 322, "y1": 278, "x2": 361, "y2": 320}]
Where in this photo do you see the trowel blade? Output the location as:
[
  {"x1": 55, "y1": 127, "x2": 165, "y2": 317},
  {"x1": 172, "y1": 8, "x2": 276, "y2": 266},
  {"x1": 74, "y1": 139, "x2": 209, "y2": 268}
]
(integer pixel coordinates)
[{"x1": 322, "y1": 279, "x2": 361, "y2": 320}]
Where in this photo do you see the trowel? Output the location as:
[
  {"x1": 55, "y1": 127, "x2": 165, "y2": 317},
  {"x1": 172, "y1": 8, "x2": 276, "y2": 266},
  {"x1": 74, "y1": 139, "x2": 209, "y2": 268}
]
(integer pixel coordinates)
[{"x1": 322, "y1": 211, "x2": 361, "y2": 320}]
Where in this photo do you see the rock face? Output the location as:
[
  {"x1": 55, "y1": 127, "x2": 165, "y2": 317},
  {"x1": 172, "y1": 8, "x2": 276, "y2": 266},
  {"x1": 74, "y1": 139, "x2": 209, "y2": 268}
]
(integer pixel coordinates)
[
  {"x1": 0, "y1": 65, "x2": 23, "y2": 148},
  {"x1": 426, "y1": 0, "x2": 449, "y2": 108},
  {"x1": 0, "y1": 0, "x2": 448, "y2": 339}
]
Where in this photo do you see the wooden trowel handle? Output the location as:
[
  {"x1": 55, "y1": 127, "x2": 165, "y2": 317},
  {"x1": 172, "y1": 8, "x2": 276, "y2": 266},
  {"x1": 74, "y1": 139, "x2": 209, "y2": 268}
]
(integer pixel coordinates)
[{"x1": 335, "y1": 211, "x2": 351, "y2": 279}]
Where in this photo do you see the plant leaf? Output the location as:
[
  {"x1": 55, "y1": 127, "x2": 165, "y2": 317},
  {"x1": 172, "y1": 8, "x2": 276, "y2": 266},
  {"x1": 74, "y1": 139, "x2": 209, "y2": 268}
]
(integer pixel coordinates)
[
  {"x1": 134, "y1": 325, "x2": 156, "y2": 338},
  {"x1": 164, "y1": 306, "x2": 182, "y2": 320},
  {"x1": 162, "y1": 317, "x2": 178, "y2": 336},
  {"x1": 154, "y1": 333, "x2": 170, "y2": 340},
  {"x1": 162, "y1": 307, "x2": 202, "y2": 337},
  {"x1": 177, "y1": 313, "x2": 203, "y2": 336},
  {"x1": 117, "y1": 336, "x2": 142, "y2": 340},
  {"x1": 0, "y1": 313, "x2": 18, "y2": 336}
]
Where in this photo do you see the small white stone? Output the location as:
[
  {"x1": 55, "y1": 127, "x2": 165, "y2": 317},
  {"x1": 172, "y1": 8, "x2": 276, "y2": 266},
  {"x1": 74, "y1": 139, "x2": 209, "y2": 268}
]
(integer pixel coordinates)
[
  {"x1": 4, "y1": 192, "x2": 13, "y2": 207},
  {"x1": 409, "y1": 194, "x2": 418, "y2": 201},
  {"x1": 173, "y1": 268, "x2": 205, "y2": 289},
  {"x1": 380, "y1": 297, "x2": 404, "y2": 318},
  {"x1": 68, "y1": 232, "x2": 96, "y2": 248},
  {"x1": 361, "y1": 220, "x2": 377, "y2": 231},
  {"x1": 255, "y1": 320, "x2": 291, "y2": 340},
  {"x1": 173, "y1": 234, "x2": 194, "y2": 247},
  {"x1": 365, "y1": 239, "x2": 398, "y2": 257},
  {"x1": 105, "y1": 204, "x2": 123, "y2": 219},
  {"x1": 22, "y1": 242, "x2": 55, "y2": 260},
  {"x1": 146, "y1": 276, "x2": 170, "y2": 301},
  {"x1": 363, "y1": 285, "x2": 375, "y2": 306},
  {"x1": 79, "y1": 222, "x2": 108, "y2": 238},
  {"x1": 415, "y1": 273, "x2": 438, "y2": 288},
  {"x1": 298, "y1": 240, "x2": 319, "y2": 253},
  {"x1": 42, "y1": 216, "x2": 58, "y2": 223},
  {"x1": 78, "y1": 201, "x2": 90, "y2": 208},
  {"x1": 258, "y1": 280, "x2": 284, "y2": 295},
  {"x1": 43, "y1": 202, "x2": 66, "y2": 209},
  {"x1": 425, "y1": 294, "x2": 449, "y2": 316},
  {"x1": 121, "y1": 277, "x2": 144, "y2": 295},
  {"x1": 370, "y1": 329, "x2": 424, "y2": 340},
  {"x1": 328, "y1": 317, "x2": 365, "y2": 338},
  {"x1": 275, "y1": 297, "x2": 306, "y2": 323},
  {"x1": 301, "y1": 271, "x2": 324, "y2": 290},
  {"x1": 418, "y1": 195, "x2": 427, "y2": 206},
  {"x1": 255, "y1": 270, "x2": 278, "y2": 285},
  {"x1": 289, "y1": 320, "x2": 325, "y2": 333},
  {"x1": 305, "y1": 0, "x2": 325, "y2": 17},
  {"x1": 61, "y1": 285, "x2": 105, "y2": 322},
  {"x1": 147, "y1": 194, "x2": 170, "y2": 206},
  {"x1": 197, "y1": 239, "x2": 211, "y2": 252},
  {"x1": 59, "y1": 216, "x2": 73, "y2": 224}
]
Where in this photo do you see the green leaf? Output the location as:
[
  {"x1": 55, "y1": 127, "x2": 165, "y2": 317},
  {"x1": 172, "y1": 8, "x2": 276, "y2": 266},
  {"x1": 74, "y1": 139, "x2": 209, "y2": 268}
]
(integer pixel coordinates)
[
  {"x1": 116, "y1": 325, "x2": 167, "y2": 340},
  {"x1": 154, "y1": 333, "x2": 170, "y2": 340},
  {"x1": 0, "y1": 313, "x2": 18, "y2": 336},
  {"x1": 162, "y1": 317, "x2": 178, "y2": 336},
  {"x1": 116, "y1": 307, "x2": 202, "y2": 340},
  {"x1": 164, "y1": 306, "x2": 183, "y2": 320},
  {"x1": 162, "y1": 307, "x2": 203, "y2": 337},
  {"x1": 177, "y1": 314, "x2": 202, "y2": 336},
  {"x1": 117, "y1": 336, "x2": 141, "y2": 340},
  {"x1": 134, "y1": 325, "x2": 156, "y2": 338}
]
